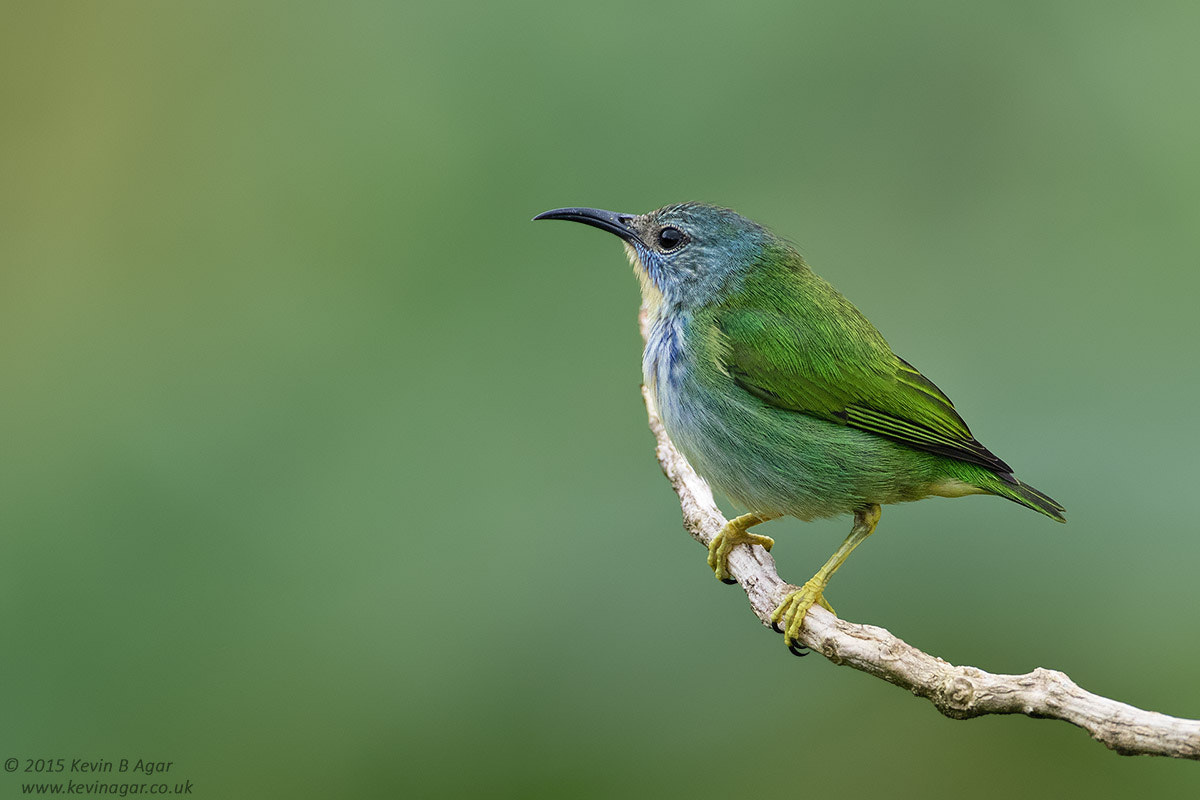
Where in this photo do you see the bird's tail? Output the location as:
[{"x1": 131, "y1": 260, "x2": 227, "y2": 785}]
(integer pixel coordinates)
[{"x1": 987, "y1": 475, "x2": 1066, "y2": 522}]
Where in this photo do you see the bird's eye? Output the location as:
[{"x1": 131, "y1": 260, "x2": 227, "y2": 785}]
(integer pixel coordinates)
[{"x1": 657, "y1": 226, "x2": 687, "y2": 251}]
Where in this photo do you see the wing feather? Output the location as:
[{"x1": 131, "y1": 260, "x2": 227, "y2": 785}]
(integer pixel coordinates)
[{"x1": 716, "y1": 308, "x2": 1012, "y2": 475}]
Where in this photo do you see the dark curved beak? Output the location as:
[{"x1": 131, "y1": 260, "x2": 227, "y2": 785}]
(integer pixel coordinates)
[{"x1": 533, "y1": 207, "x2": 642, "y2": 246}]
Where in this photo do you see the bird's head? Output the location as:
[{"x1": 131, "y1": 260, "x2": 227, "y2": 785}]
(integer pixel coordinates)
[{"x1": 534, "y1": 202, "x2": 777, "y2": 312}]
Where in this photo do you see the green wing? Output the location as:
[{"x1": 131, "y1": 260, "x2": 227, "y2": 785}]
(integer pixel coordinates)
[{"x1": 714, "y1": 307, "x2": 1013, "y2": 475}]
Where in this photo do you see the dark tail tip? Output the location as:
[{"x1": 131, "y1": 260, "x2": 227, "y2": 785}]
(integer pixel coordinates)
[{"x1": 1008, "y1": 479, "x2": 1066, "y2": 523}]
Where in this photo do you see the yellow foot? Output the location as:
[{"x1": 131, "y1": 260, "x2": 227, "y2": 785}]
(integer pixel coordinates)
[
  {"x1": 771, "y1": 579, "x2": 836, "y2": 649},
  {"x1": 707, "y1": 514, "x2": 776, "y2": 583}
]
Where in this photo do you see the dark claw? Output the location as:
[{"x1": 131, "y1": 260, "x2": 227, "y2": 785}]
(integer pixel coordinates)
[
  {"x1": 771, "y1": 620, "x2": 783, "y2": 633},
  {"x1": 788, "y1": 641, "x2": 810, "y2": 657},
  {"x1": 720, "y1": 577, "x2": 738, "y2": 585}
]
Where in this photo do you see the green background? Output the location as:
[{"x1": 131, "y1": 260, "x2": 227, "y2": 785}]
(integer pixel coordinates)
[{"x1": 2, "y1": 2, "x2": 1198, "y2": 797}]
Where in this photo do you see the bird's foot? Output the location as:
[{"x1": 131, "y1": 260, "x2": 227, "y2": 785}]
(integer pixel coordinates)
[
  {"x1": 707, "y1": 516, "x2": 775, "y2": 583},
  {"x1": 771, "y1": 579, "x2": 836, "y2": 649}
]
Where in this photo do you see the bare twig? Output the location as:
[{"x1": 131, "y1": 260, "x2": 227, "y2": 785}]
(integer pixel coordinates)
[{"x1": 637, "y1": 307, "x2": 1200, "y2": 759}]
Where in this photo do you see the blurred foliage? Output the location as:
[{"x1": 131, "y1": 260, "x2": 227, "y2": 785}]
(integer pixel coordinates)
[{"x1": 1, "y1": 1, "x2": 1198, "y2": 797}]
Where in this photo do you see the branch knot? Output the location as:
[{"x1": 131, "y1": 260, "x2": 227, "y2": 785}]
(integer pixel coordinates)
[{"x1": 942, "y1": 676, "x2": 977, "y2": 714}]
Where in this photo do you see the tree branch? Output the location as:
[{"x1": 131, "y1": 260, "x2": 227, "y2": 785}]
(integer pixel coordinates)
[{"x1": 637, "y1": 307, "x2": 1200, "y2": 759}]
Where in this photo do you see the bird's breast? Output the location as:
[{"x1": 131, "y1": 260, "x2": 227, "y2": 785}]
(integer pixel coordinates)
[{"x1": 642, "y1": 315, "x2": 687, "y2": 404}]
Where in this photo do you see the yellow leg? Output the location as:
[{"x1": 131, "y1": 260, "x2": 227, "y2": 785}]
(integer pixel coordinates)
[
  {"x1": 771, "y1": 504, "x2": 882, "y2": 649},
  {"x1": 707, "y1": 512, "x2": 780, "y2": 583}
]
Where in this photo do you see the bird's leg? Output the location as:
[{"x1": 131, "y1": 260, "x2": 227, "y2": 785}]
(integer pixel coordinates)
[
  {"x1": 707, "y1": 512, "x2": 780, "y2": 583},
  {"x1": 772, "y1": 504, "x2": 882, "y2": 648}
]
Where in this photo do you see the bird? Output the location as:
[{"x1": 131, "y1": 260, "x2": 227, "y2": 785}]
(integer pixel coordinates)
[{"x1": 534, "y1": 203, "x2": 1064, "y2": 650}]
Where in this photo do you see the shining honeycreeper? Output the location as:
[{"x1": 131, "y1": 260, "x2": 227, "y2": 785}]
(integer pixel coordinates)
[{"x1": 534, "y1": 203, "x2": 1064, "y2": 648}]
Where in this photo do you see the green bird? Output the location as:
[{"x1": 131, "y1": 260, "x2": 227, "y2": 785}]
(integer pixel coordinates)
[{"x1": 534, "y1": 203, "x2": 1064, "y2": 650}]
